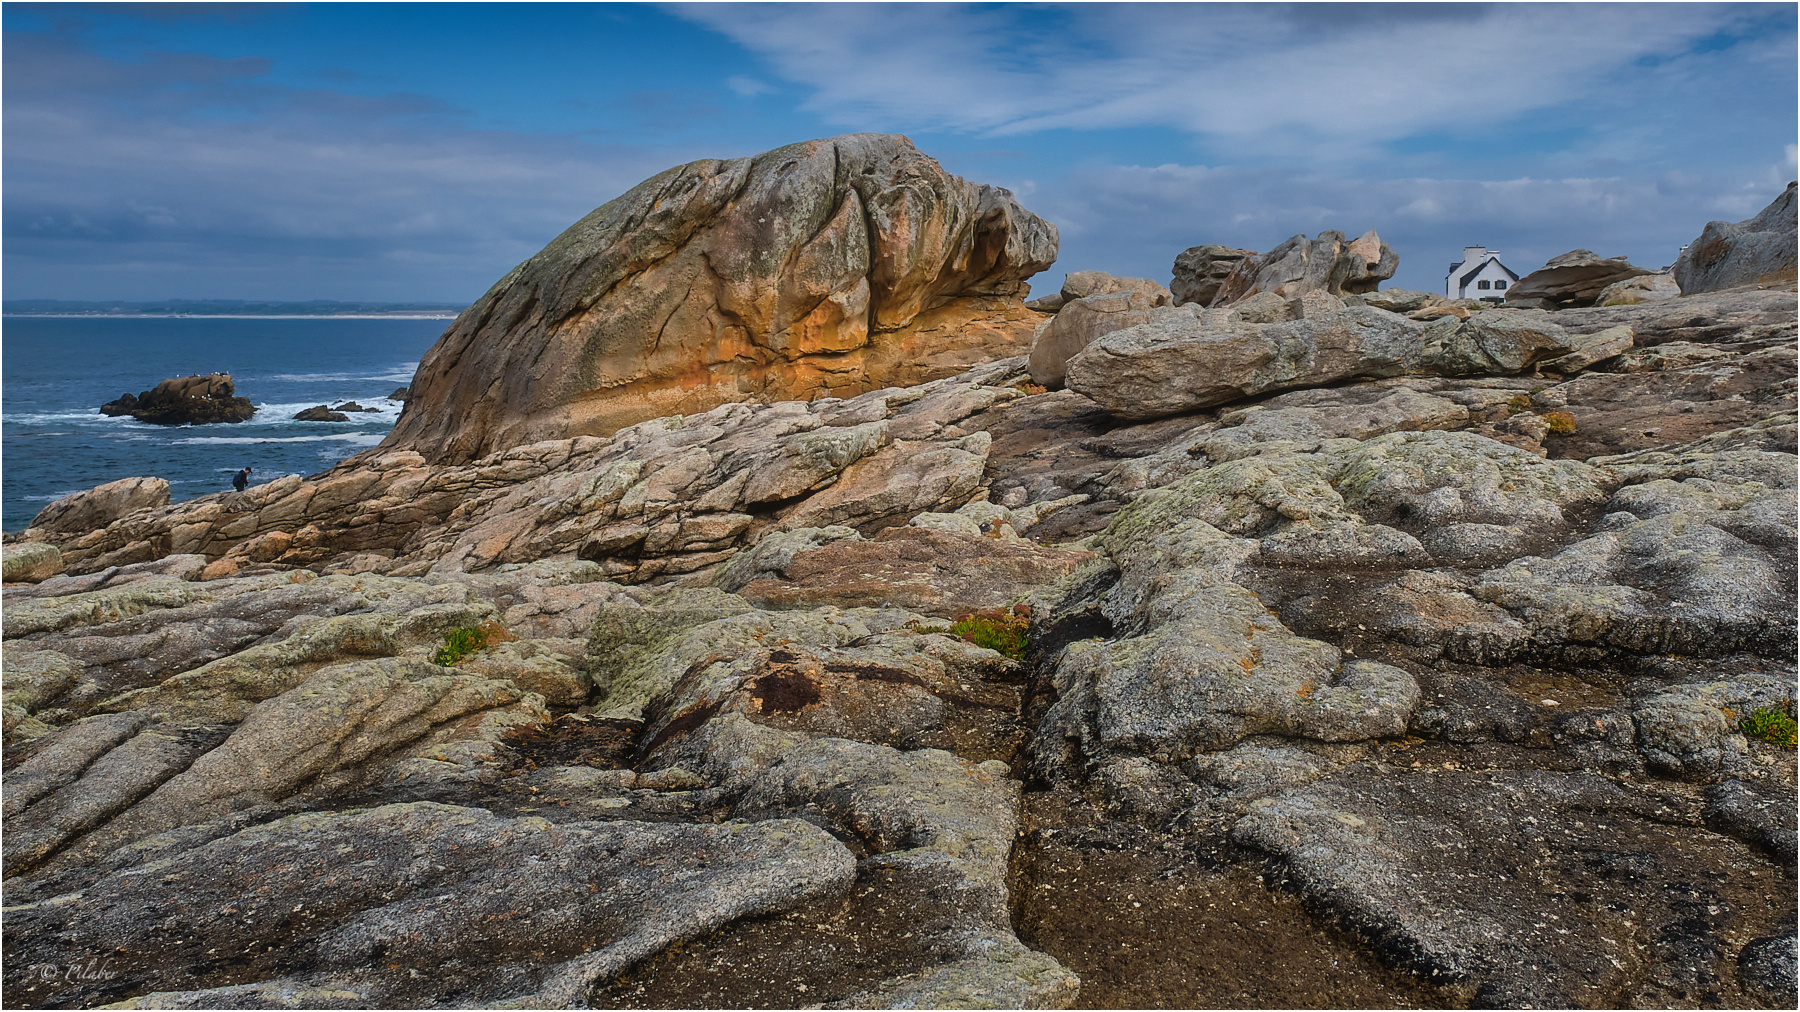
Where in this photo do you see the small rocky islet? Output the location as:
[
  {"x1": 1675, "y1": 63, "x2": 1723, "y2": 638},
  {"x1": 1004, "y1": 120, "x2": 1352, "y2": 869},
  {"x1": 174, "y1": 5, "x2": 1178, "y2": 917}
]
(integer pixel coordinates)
[{"x1": 2, "y1": 134, "x2": 1795, "y2": 1010}]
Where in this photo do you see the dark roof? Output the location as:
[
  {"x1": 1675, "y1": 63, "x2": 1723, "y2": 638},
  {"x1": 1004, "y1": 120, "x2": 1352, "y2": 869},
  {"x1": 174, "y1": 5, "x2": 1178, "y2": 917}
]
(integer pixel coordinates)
[{"x1": 1453, "y1": 255, "x2": 1518, "y2": 289}]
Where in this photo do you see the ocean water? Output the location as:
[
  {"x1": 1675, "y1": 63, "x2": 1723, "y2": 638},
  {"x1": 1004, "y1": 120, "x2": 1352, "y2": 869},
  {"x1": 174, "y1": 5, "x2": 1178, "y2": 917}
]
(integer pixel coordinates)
[{"x1": 1, "y1": 316, "x2": 452, "y2": 533}]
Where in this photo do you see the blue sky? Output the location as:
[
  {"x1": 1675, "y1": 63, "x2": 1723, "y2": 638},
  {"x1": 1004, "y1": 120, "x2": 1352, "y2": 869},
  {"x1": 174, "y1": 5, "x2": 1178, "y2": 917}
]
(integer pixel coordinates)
[{"x1": 4, "y1": 2, "x2": 1795, "y2": 302}]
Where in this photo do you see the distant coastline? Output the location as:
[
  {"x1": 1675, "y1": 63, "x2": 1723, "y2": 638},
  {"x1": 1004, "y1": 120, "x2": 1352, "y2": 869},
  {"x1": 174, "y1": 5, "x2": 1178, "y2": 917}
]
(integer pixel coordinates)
[
  {"x1": 3, "y1": 299, "x2": 466, "y2": 319},
  {"x1": 5, "y1": 313, "x2": 459, "y2": 320}
]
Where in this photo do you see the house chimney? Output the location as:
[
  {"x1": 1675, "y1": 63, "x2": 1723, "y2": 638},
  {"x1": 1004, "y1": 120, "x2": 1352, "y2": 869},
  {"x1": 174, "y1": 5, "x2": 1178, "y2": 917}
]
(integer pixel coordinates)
[{"x1": 1463, "y1": 246, "x2": 1488, "y2": 263}]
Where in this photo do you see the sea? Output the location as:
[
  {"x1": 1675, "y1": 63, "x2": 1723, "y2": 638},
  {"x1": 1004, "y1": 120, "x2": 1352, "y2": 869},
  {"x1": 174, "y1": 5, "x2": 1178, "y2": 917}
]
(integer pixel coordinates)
[{"x1": 1, "y1": 316, "x2": 453, "y2": 533}]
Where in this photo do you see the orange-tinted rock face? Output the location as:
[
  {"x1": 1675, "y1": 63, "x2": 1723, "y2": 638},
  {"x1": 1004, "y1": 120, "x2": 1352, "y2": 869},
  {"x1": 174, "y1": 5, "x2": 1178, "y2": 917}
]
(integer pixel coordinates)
[{"x1": 385, "y1": 134, "x2": 1058, "y2": 463}]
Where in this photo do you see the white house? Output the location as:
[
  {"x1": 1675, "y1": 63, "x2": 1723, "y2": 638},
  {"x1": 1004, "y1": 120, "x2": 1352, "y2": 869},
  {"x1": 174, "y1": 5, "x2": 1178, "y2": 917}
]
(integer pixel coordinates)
[{"x1": 1445, "y1": 246, "x2": 1520, "y2": 301}]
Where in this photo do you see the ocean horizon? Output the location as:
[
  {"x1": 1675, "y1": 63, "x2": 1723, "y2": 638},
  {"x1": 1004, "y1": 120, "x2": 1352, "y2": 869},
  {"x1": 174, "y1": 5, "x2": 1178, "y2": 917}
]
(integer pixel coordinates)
[{"x1": 1, "y1": 316, "x2": 447, "y2": 532}]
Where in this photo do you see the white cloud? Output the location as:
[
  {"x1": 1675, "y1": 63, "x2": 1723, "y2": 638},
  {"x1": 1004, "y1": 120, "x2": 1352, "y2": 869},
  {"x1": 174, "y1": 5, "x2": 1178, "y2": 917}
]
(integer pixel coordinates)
[
  {"x1": 2, "y1": 36, "x2": 711, "y2": 300},
  {"x1": 726, "y1": 74, "x2": 775, "y2": 97},
  {"x1": 1016, "y1": 160, "x2": 1788, "y2": 291},
  {"x1": 676, "y1": 3, "x2": 1767, "y2": 159}
]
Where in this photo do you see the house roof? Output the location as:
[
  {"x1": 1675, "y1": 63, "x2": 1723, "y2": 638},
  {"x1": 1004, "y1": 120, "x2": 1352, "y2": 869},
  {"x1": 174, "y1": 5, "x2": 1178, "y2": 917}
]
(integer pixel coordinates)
[{"x1": 1452, "y1": 255, "x2": 1519, "y2": 289}]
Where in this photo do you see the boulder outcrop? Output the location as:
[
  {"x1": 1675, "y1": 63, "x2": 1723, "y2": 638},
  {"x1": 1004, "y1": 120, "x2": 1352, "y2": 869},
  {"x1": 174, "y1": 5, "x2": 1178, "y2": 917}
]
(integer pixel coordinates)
[
  {"x1": 29, "y1": 477, "x2": 170, "y2": 536},
  {"x1": 1062, "y1": 303, "x2": 1635, "y2": 421},
  {"x1": 1210, "y1": 229, "x2": 1398, "y2": 306},
  {"x1": 99, "y1": 373, "x2": 255, "y2": 426},
  {"x1": 1596, "y1": 271, "x2": 1679, "y2": 306},
  {"x1": 1506, "y1": 249, "x2": 1656, "y2": 309},
  {"x1": 1675, "y1": 182, "x2": 1798, "y2": 295},
  {"x1": 1025, "y1": 271, "x2": 1171, "y2": 314},
  {"x1": 1170, "y1": 244, "x2": 1257, "y2": 307},
  {"x1": 382, "y1": 134, "x2": 1056, "y2": 463},
  {"x1": 294, "y1": 405, "x2": 350, "y2": 422},
  {"x1": 1028, "y1": 289, "x2": 1167, "y2": 388}
]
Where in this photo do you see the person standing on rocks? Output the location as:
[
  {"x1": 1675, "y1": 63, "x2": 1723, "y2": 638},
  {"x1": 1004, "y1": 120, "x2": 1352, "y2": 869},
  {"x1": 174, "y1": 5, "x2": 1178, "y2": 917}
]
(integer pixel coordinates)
[{"x1": 232, "y1": 467, "x2": 252, "y2": 492}]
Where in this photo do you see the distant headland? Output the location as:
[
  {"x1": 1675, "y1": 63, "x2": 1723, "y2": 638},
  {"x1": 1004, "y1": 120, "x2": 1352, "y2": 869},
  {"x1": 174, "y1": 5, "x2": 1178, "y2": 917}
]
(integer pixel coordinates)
[{"x1": 3, "y1": 299, "x2": 465, "y2": 319}]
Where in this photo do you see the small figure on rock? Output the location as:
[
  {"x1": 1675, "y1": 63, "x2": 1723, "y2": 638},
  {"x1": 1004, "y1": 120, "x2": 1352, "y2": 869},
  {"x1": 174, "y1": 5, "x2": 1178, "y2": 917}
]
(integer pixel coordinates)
[{"x1": 232, "y1": 467, "x2": 252, "y2": 492}]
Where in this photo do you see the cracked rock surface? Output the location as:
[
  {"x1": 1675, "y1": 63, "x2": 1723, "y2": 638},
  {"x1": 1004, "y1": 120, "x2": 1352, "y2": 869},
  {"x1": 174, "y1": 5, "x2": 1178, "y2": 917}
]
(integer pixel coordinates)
[{"x1": 5, "y1": 257, "x2": 1795, "y2": 1008}]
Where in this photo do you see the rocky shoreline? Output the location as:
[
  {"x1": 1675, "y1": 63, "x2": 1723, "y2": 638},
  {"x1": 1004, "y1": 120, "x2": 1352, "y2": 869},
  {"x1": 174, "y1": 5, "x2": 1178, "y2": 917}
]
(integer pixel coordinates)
[{"x1": 3, "y1": 136, "x2": 1794, "y2": 1010}]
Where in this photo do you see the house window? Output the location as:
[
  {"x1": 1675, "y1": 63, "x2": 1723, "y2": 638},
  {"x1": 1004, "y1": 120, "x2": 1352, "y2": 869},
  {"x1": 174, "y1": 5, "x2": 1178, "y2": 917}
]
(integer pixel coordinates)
[
  {"x1": 1478, "y1": 280, "x2": 1491, "y2": 290},
  {"x1": 1495, "y1": 280, "x2": 1507, "y2": 290}
]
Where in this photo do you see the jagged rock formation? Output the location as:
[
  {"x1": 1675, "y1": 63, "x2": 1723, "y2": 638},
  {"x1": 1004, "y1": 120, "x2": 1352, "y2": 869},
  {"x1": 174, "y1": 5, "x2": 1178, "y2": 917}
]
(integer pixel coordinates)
[
  {"x1": 1170, "y1": 244, "x2": 1257, "y2": 307},
  {"x1": 6, "y1": 196, "x2": 1798, "y2": 1008},
  {"x1": 1676, "y1": 183, "x2": 1798, "y2": 295},
  {"x1": 1506, "y1": 249, "x2": 1655, "y2": 309},
  {"x1": 99, "y1": 374, "x2": 255, "y2": 426},
  {"x1": 382, "y1": 134, "x2": 1057, "y2": 464},
  {"x1": 1210, "y1": 229, "x2": 1398, "y2": 306}
]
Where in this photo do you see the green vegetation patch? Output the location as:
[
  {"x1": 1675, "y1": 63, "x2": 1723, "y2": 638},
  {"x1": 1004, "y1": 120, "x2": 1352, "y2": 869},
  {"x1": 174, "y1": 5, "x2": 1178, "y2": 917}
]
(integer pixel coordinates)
[
  {"x1": 432, "y1": 622, "x2": 512, "y2": 666},
  {"x1": 948, "y1": 606, "x2": 1031, "y2": 661},
  {"x1": 1740, "y1": 705, "x2": 1798, "y2": 748},
  {"x1": 1542, "y1": 410, "x2": 1578, "y2": 436}
]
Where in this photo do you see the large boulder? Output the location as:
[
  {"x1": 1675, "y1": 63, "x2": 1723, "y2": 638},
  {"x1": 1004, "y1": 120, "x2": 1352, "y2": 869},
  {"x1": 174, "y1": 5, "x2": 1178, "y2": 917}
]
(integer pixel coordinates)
[
  {"x1": 28, "y1": 477, "x2": 170, "y2": 536},
  {"x1": 1211, "y1": 230, "x2": 1397, "y2": 306},
  {"x1": 383, "y1": 134, "x2": 1058, "y2": 463},
  {"x1": 99, "y1": 374, "x2": 255, "y2": 426},
  {"x1": 1, "y1": 543, "x2": 63, "y2": 584},
  {"x1": 1170, "y1": 244, "x2": 1256, "y2": 307},
  {"x1": 1596, "y1": 271, "x2": 1679, "y2": 306},
  {"x1": 1506, "y1": 250, "x2": 1655, "y2": 309},
  {"x1": 1028, "y1": 290, "x2": 1167, "y2": 388},
  {"x1": 1057, "y1": 270, "x2": 1172, "y2": 306},
  {"x1": 1063, "y1": 305, "x2": 1614, "y2": 421},
  {"x1": 1025, "y1": 271, "x2": 1171, "y2": 314},
  {"x1": 1675, "y1": 182, "x2": 1798, "y2": 295}
]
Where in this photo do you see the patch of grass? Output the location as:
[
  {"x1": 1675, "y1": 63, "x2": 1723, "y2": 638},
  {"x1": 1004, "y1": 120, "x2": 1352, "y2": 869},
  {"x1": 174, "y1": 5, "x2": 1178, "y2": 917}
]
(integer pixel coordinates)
[
  {"x1": 1016, "y1": 382, "x2": 1048, "y2": 396},
  {"x1": 948, "y1": 605, "x2": 1031, "y2": 661},
  {"x1": 1542, "y1": 410, "x2": 1577, "y2": 436},
  {"x1": 432, "y1": 621, "x2": 512, "y2": 666},
  {"x1": 1741, "y1": 705, "x2": 1798, "y2": 748},
  {"x1": 1506, "y1": 394, "x2": 1533, "y2": 415}
]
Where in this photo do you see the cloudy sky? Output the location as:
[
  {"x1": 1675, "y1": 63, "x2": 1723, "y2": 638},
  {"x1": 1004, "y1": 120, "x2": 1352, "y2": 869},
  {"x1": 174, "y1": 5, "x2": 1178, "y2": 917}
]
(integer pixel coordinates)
[{"x1": 5, "y1": 1, "x2": 1795, "y2": 302}]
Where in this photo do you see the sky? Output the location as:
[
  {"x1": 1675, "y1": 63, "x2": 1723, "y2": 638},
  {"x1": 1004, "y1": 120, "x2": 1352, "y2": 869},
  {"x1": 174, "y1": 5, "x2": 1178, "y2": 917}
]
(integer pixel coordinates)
[{"x1": 4, "y1": 1, "x2": 1796, "y2": 302}]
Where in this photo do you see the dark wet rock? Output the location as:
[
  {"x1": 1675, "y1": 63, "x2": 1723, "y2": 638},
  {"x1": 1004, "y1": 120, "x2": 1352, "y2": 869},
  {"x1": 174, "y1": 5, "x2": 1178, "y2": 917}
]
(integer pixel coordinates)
[
  {"x1": 1232, "y1": 765, "x2": 1787, "y2": 1007},
  {"x1": 294, "y1": 405, "x2": 351, "y2": 422},
  {"x1": 1737, "y1": 935, "x2": 1799, "y2": 1007},
  {"x1": 1, "y1": 803, "x2": 855, "y2": 1009},
  {"x1": 99, "y1": 373, "x2": 255, "y2": 426}
]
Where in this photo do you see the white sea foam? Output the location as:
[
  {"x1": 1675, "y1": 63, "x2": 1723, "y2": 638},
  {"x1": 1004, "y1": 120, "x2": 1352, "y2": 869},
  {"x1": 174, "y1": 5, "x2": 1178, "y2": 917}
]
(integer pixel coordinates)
[
  {"x1": 261, "y1": 366, "x2": 419, "y2": 384},
  {"x1": 2, "y1": 410, "x2": 135, "y2": 426},
  {"x1": 251, "y1": 400, "x2": 404, "y2": 424}
]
